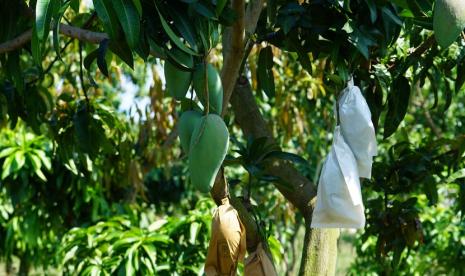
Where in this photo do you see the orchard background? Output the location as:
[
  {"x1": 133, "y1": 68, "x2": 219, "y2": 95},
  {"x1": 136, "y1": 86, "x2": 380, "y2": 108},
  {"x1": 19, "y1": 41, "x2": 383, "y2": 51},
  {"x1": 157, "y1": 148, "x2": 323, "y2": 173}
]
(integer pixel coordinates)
[{"x1": 0, "y1": 0, "x2": 465, "y2": 275}]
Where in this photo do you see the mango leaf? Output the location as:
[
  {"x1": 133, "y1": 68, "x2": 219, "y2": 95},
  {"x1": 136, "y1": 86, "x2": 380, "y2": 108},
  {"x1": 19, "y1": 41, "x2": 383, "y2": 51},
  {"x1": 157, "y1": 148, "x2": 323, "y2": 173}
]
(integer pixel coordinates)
[
  {"x1": 381, "y1": 7, "x2": 402, "y2": 26},
  {"x1": 5, "y1": 51, "x2": 24, "y2": 93},
  {"x1": 364, "y1": 0, "x2": 377, "y2": 23},
  {"x1": 297, "y1": 51, "x2": 312, "y2": 74},
  {"x1": 265, "y1": 151, "x2": 308, "y2": 165},
  {"x1": 113, "y1": 0, "x2": 140, "y2": 49},
  {"x1": 97, "y1": 39, "x2": 110, "y2": 77},
  {"x1": 109, "y1": 39, "x2": 134, "y2": 68},
  {"x1": 53, "y1": 1, "x2": 70, "y2": 61},
  {"x1": 35, "y1": 0, "x2": 58, "y2": 41},
  {"x1": 447, "y1": 169, "x2": 465, "y2": 184},
  {"x1": 443, "y1": 81, "x2": 453, "y2": 112},
  {"x1": 458, "y1": 181, "x2": 465, "y2": 219},
  {"x1": 348, "y1": 23, "x2": 377, "y2": 59},
  {"x1": 215, "y1": 0, "x2": 227, "y2": 15},
  {"x1": 0, "y1": 147, "x2": 17, "y2": 159},
  {"x1": 384, "y1": 75, "x2": 410, "y2": 138},
  {"x1": 70, "y1": 0, "x2": 79, "y2": 12},
  {"x1": 156, "y1": 6, "x2": 200, "y2": 56},
  {"x1": 31, "y1": 25, "x2": 42, "y2": 66},
  {"x1": 168, "y1": 9, "x2": 198, "y2": 51},
  {"x1": 93, "y1": 0, "x2": 121, "y2": 40},
  {"x1": 406, "y1": 0, "x2": 425, "y2": 16},
  {"x1": 132, "y1": 0, "x2": 142, "y2": 16},
  {"x1": 257, "y1": 46, "x2": 275, "y2": 98},
  {"x1": 456, "y1": 57, "x2": 465, "y2": 92},
  {"x1": 192, "y1": 2, "x2": 216, "y2": 19},
  {"x1": 84, "y1": 49, "x2": 99, "y2": 85}
]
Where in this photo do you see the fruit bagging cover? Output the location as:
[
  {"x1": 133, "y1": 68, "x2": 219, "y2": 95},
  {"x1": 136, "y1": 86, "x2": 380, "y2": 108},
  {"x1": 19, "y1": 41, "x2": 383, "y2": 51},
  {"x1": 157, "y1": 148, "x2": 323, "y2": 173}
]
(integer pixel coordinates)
[
  {"x1": 205, "y1": 198, "x2": 246, "y2": 276},
  {"x1": 311, "y1": 126, "x2": 365, "y2": 229},
  {"x1": 338, "y1": 77, "x2": 377, "y2": 178}
]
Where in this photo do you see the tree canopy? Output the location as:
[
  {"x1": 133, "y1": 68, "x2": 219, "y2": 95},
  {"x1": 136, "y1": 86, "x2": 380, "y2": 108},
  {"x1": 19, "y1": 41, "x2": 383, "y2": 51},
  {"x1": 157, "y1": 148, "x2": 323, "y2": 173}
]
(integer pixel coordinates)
[{"x1": 0, "y1": 0, "x2": 465, "y2": 275}]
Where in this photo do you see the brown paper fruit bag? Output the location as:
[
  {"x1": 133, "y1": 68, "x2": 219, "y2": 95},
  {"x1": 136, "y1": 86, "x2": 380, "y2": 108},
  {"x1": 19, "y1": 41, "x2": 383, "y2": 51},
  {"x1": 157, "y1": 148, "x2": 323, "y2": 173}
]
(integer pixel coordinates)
[
  {"x1": 244, "y1": 243, "x2": 278, "y2": 276},
  {"x1": 205, "y1": 198, "x2": 246, "y2": 276}
]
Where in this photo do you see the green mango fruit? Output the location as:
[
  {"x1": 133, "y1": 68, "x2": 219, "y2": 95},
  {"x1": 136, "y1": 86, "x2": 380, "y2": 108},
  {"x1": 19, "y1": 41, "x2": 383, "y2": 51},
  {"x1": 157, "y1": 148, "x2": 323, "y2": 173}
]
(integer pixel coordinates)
[
  {"x1": 433, "y1": 0, "x2": 465, "y2": 48},
  {"x1": 164, "y1": 49, "x2": 194, "y2": 100},
  {"x1": 193, "y1": 63, "x2": 223, "y2": 114},
  {"x1": 178, "y1": 110, "x2": 202, "y2": 153},
  {"x1": 188, "y1": 114, "x2": 229, "y2": 192}
]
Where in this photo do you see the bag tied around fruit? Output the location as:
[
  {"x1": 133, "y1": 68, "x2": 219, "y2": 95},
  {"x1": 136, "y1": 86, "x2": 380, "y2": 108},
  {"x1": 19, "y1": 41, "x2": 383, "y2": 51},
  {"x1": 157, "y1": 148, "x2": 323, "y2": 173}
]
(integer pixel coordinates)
[
  {"x1": 205, "y1": 198, "x2": 246, "y2": 276},
  {"x1": 244, "y1": 243, "x2": 278, "y2": 276},
  {"x1": 311, "y1": 126, "x2": 365, "y2": 228},
  {"x1": 338, "y1": 77, "x2": 377, "y2": 178}
]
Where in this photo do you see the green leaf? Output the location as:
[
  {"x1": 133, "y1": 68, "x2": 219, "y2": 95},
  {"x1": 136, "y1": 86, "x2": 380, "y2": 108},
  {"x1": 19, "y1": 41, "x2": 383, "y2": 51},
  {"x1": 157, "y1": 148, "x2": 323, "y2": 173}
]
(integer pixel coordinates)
[
  {"x1": 156, "y1": 6, "x2": 200, "y2": 56},
  {"x1": 70, "y1": 0, "x2": 80, "y2": 12},
  {"x1": 31, "y1": 25, "x2": 42, "y2": 66},
  {"x1": 189, "y1": 222, "x2": 200, "y2": 244},
  {"x1": 35, "y1": 0, "x2": 58, "y2": 41},
  {"x1": 447, "y1": 169, "x2": 465, "y2": 183},
  {"x1": 384, "y1": 76, "x2": 410, "y2": 138},
  {"x1": 109, "y1": 39, "x2": 134, "y2": 68},
  {"x1": 52, "y1": 1, "x2": 70, "y2": 61},
  {"x1": 381, "y1": 7, "x2": 402, "y2": 26},
  {"x1": 297, "y1": 51, "x2": 312, "y2": 74},
  {"x1": 32, "y1": 149, "x2": 52, "y2": 170},
  {"x1": 216, "y1": 0, "x2": 227, "y2": 15},
  {"x1": 349, "y1": 23, "x2": 376, "y2": 59},
  {"x1": 265, "y1": 151, "x2": 308, "y2": 165},
  {"x1": 456, "y1": 58, "x2": 465, "y2": 92},
  {"x1": 98, "y1": 39, "x2": 110, "y2": 77},
  {"x1": 192, "y1": 2, "x2": 216, "y2": 19},
  {"x1": 168, "y1": 9, "x2": 198, "y2": 51},
  {"x1": 84, "y1": 49, "x2": 99, "y2": 71},
  {"x1": 132, "y1": 0, "x2": 142, "y2": 16},
  {"x1": 364, "y1": 0, "x2": 377, "y2": 23},
  {"x1": 28, "y1": 153, "x2": 47, "y2": 181},
  {"x1": 5, "y1": 51, "x2": 24, "y2": 93},
  {"x1": 257, "y1": 46, "x2": 275, "y2": 98},
  {"x1": 0, "y1": 147, "x2": 18, "y2": 159},
  {"x1": 14, "y1": 151, "x2": 25, "y2": 170},
  {"x1": 1, "y1": 155, "x2": 15, "y2": 179},
  {"x1": 93, "y1": 0, "x2": 121, "y2": 40},
  {"x1": 112, "y1": 0, "x2": 140, "y2": 49}
]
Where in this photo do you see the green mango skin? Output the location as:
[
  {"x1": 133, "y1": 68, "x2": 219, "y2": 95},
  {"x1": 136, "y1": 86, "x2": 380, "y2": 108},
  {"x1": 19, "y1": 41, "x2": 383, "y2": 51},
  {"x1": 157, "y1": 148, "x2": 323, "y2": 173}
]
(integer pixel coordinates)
[
  {"x1": 188, "y1": 114, "x2": 229, "y2": 193},
  {"x1": 178, "y1": 110, "x2": 202, "y2": 153},
  {"x1": 193, "y1": 63, "x2": 223, "y2": 115},
  {"x1": 433, "y1": 0, "x2": 465, "y2": 48},
  {"x1": 164, "y1": 49, "x2": 194, "y2": 100}
]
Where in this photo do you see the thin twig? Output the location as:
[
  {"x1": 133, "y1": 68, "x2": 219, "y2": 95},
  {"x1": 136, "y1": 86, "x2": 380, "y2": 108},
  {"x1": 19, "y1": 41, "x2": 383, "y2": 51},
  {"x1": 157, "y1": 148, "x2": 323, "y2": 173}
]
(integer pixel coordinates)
[{"x1": 0, "y1": 24, "x2": 108, "y2": 54}]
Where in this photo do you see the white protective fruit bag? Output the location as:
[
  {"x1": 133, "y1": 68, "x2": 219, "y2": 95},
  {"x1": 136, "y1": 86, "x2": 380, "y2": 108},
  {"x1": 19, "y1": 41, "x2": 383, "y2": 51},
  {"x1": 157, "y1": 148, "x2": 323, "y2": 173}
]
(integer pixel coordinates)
[
  {"x1": 338, "y1": 77, "x2": 377, "y2": 178},
  {"x1": 311, "y1": 126, "x2": 365, "y2": 229}
]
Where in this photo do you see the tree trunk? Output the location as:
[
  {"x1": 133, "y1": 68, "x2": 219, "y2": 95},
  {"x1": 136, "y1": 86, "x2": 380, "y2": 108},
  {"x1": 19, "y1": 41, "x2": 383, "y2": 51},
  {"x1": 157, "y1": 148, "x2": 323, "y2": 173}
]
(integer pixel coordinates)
[
  {"x1": 18, "y1": 255, "x2": 29, "y2": 276},
  {"x1": 299, "y1": 221, "x2": 340, "y2": 276}
]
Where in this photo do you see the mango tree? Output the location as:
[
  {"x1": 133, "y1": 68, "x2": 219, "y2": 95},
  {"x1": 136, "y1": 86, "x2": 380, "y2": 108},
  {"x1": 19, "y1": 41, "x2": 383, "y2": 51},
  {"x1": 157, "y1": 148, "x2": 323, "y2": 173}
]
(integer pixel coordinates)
[{"x1": 1, "y1": 0, "x2": 465, "y2": 275}]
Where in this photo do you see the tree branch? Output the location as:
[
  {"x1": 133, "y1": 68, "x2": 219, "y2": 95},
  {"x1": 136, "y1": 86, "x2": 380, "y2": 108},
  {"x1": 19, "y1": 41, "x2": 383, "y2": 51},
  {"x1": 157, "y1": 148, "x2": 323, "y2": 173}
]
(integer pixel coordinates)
[
  {"x1": 220, "y1": 0, "x2": 246, "y2": 115},
  {"x1": 220, "y1": 0, "x2": 265, "y2": 116},
  {"x1": 230, "y1": 77, "x2": 317, "y2": 218},
  {"x1": 0, "y1": 24, "x2": 108, "y2": 54}
]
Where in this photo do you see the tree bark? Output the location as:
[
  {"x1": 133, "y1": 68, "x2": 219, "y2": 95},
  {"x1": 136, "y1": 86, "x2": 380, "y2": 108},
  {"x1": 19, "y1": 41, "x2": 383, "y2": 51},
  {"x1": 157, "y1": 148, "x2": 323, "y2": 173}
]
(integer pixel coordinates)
[
  {"x1": 0, "y1": 24, "x2": 108, "y2": 54},
  {"x1": 300, "y1": 225, "x2": 340, "y2": 276},
  {"x1": 18, "y1": 255, "x2": 29, "y2": 276}
]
